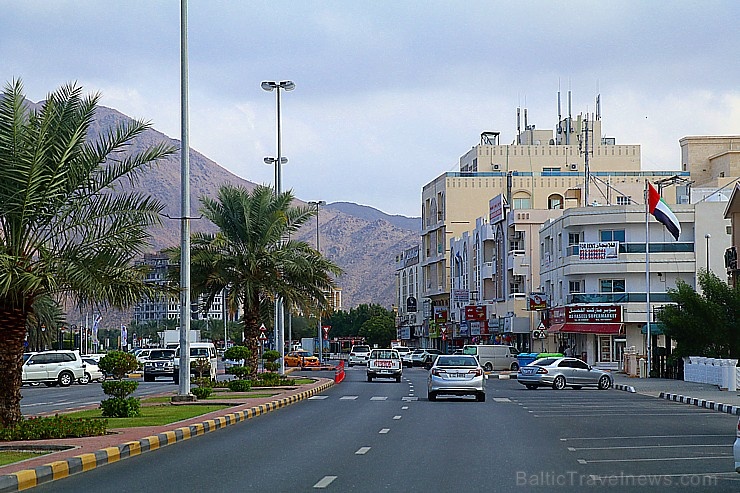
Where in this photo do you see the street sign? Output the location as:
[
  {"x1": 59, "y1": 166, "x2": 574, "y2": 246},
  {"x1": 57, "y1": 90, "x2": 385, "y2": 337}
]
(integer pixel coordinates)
[{"x1": 259, "y1": 332, "x2": 268, "y2": 341}]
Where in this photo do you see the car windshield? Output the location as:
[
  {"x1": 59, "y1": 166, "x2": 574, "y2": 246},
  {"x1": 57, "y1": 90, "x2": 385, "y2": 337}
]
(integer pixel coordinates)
[
  {"x1": 531, "y1": 357, "x2": 558, "y2": 366},
  {"x1": 149, "y1": 350, "x2": 175, "y2": 360},
  {"x1": 353, "y1": 346, "x2": 370, "y2": 353},
  {"x1": 83, "y1": 358, "x2": 98, "y2": 366},
  {"x1": 191, "y1": 348, "x2": 211, "y2": 357},
  {"x1": 371, "y1": 350, "x2": 398, "y2": 359},
  {"x1": 462, "y1": 347, "x2": 477, "y2": 355},
  {"x1": 295, "y1": 351, "x2": 313, "y2": 357},
  {"x1": 437, "y1": 356, "x2": 477, "y2": 367}
]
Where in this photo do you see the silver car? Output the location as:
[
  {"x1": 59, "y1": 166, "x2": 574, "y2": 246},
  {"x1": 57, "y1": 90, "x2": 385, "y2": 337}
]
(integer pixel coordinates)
[
  {"x1": 427, "y1": 355, "x2": 486, "y2": 402},
  {"x1": 517, "y1": 357, "x2": 613, "y2": 390},
  {"x1": 734, "y1": 416, "x2": 740, "y2": 473}
]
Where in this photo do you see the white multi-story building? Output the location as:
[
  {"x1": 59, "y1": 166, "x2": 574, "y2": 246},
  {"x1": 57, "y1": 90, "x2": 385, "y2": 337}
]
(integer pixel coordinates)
[{"x1": 395, "y1": 245, "x2": 423, "y2": 347}]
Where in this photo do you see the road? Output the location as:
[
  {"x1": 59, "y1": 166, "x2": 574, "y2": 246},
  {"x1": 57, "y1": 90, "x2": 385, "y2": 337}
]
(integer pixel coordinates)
[{"x1": 30, "y1": 366, "x2": 740, "y2": 492}]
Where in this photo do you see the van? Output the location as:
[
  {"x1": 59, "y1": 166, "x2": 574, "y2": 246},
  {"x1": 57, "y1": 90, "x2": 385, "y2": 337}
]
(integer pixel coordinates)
[
  {"x1": 462, "y1": 345, "x2": 520, "y2": 371},
  {"x1": 173, "y1": 342, "x2": 218, "y2": 384}
]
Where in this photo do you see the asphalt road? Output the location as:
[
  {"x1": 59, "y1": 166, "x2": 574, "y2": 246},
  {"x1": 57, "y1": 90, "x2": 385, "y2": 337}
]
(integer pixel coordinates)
[{"x1": 29, "y1": 366, "x2": 740, "y2": 492}]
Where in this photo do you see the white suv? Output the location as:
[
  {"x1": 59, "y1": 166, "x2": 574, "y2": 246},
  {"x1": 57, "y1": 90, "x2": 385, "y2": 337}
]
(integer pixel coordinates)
[
  {"x1": 348, "y1": 345, "x2": 371, "y2": 367},
  {"x1": 22, "y1": 350, "x2": 86, "y2": 387}
]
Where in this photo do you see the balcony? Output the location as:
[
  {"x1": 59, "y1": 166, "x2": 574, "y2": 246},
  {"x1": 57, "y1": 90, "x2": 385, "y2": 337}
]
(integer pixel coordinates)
[
  {"x1": 568, "y1": 292, "x2": 674, "y2": 304},
  {"x1": 481, "y1": 261, "x2": 495, "y2": 279}
]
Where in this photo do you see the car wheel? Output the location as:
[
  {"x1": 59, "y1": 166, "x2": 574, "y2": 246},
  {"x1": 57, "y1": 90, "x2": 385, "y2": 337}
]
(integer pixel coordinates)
[
  {"x1": 45, "y1": 382, "x2": 57, "y2": 387},
  {"x1": 510, "y1": 362, "x2": 519, "y2": 371},
  {"x1": 396, "y1": 376, "x2": 402, "y2": 383},
  {"x1": 78, "y1": 373, "x2": 91, "y2": 385},
  {"x1": 484, "y1": 362, "x2": 493, "y2": 372},
  {"x1": 348, "y1": 363, "x2": 354, "y2": 367},
  {"x1": 598, "y1": 375, "x2": 611, "y2": 390},
  {"x1": 428, "y1": 391, "x2": 437, "y2": 401},
  {"x1": 525, "y1": 384, "x2": 538, "y2": 390},
  {"x1": 144, "y1": 374, "x2": 154, "y2": 382},
  {"x1": 173, "y1": 373, "x2": 180, "y2": 385},
  {"x1": 552, "y1": 375, "x2": 566, "y2": 390},
  {"x1": 367, "y1": 375, "x2": 373, "y2": 382},
  {"x1": 476, "y1": 392, "x2": 486, "y2": 402},
  {"x1": 58, "y1": 372, "x2": 73, "y2": 387}
]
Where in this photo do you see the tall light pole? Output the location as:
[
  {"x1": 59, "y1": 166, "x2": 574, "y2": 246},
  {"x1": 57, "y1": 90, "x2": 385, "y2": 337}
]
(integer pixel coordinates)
[
  {"x1": 262, "y1": 80, "x2": 294, "y2": 375},
  {"x1": 705, "y1": 233, "x2": 711, "y2": 272},
  {"x1": 309, "y1": 200, "x2": 326, "y2": 363}
]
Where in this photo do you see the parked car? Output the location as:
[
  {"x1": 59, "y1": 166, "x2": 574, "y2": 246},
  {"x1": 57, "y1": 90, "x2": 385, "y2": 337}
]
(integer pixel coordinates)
[
  {"x1": 21, "y1": 350, "x2": 86, "y2": 387},
  {"x1": 517, "y1": 357, "x2": 613, "y2": 390},
  {"x1": 427, "y1": 354, "x2": 486, "y2": 402},
  {"x1": 348, "y1": 345, "x2": 371, "y2": 367},
  {"x1": 284, "y1": 350, "x2": 320, "y2": 367},
  {"x1": 143, "y1": 349, "x2": 176, "y2": 382},
  {"x1": 411, "y1": 349, "x2": 443, "y2": 367},
  {"x1": 367, "y1": 349, "x2": 402, "y2": 382},
  {"x1": 401, "y1": 349, "x2": 420, "y2": 368},
  {"x1": 734, "y1": 416, "x2": 740, "y2": 473},
  {"x1": 78, "y1": 357, "x2": 106, "y2": 384},
  {"x1": 462, "y1": 344, "x2": 520, "y2": 371}
]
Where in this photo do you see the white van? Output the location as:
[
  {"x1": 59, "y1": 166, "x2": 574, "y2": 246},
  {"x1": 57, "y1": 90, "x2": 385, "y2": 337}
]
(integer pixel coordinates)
[
  {"x1": 462, "y1": 345, "x2": 520, "y2": 371},
  {"x1": 173, "y1": 342, "x2": 218, "y2": 383}
]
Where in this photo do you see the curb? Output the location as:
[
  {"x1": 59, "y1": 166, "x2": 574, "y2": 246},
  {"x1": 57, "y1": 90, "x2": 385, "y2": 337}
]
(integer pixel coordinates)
[
  {"x1": 658, "y1": 392, "x2": 740, "y2": 416},
  {"x1": 0, "y1": 380, "x2": 333, "y2": 492},
  {"x1": 614, "y1": 383, "x2": 636, "y2": 393}
]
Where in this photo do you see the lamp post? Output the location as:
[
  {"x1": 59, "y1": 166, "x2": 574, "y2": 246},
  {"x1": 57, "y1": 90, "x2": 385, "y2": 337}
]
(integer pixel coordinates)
[
  {"x1": 309, "y1": 200, "x2": 326, "y2": 363},
  {"x1": 262, "y1": 80, "x2": 294, "y2": 375},
  {"x1": 705, "y1": 233, "x2": 711, "y2": 272}
]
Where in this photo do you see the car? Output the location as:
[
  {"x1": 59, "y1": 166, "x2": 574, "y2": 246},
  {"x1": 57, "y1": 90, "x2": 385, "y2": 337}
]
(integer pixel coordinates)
[
  {"x1": 462, "y1": 344, "x2": 520, "y2": 371},
  {"x1": 21, "y1": 350, "x2": 86, "y2": 387},
  {"x1": 427, "y1": 354, "x2": 486, "y2": 402},
  {"x1": 348, "y1": 345, "x2": 371, "y2": 367},
  {"x1": 143, "y1": 349, "x2": 176, "y2": 382},
  {"x1": 173, "y1": 342, "x2": 218, "y2": 384},
  {"x1": 411, "y1": 349, "x2": 443, "y2": 367},
  {"x1": 135, "y1": 348, "x2": 153, "y2": 364},
  {"x1": 367, "y1": 349, "x2": 402, "y2": 382},
  {"x1": 284, "y1": 350, "x2": 320, "y2": 367},
  {"x1": 735, "y1": 416, "x2": 740, "y2": 473},
  {"x1": 78, "y1": 357, "x2": 106, "y2": 384},
  {"x1": 393, "y1": 346, "x2": 411, "y2": 361},
  {"x1": 517, "y1": 357, "x2": 613, "y2": 390}
]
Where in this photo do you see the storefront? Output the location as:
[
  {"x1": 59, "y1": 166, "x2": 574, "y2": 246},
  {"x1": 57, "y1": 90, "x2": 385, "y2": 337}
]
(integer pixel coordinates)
[{"x1": 548, "y1": 305, "x2": 624, "y2": 369}]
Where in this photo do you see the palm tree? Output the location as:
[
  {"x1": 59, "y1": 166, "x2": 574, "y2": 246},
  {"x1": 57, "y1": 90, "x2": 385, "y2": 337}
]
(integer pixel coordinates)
[
  {"x1": 0, "y1": 80, "x2": 175, "y2": 426},
  {"x1": 168, "y1": 184, "x2": 341, "y2": 376}
]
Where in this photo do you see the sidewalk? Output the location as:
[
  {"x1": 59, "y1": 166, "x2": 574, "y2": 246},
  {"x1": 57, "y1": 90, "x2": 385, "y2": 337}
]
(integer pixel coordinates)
[
  {"x1": 612, "y1": 373, "x2": 740, "y2": 415},
  {"x1": 0, "y1": 378, "x2": 333, "y2": 492}
]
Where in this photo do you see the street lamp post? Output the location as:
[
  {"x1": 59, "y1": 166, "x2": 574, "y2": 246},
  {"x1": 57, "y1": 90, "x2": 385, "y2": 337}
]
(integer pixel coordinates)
[
  {"x1": 262, "y1": 80, "x2": 294, "y2": 375},
  {"x1": 705, "y1": 233, "x2": 711, "y2": 272},
  {"x1": 309, "y1": 200, "x2": 326, "y2": 363}
]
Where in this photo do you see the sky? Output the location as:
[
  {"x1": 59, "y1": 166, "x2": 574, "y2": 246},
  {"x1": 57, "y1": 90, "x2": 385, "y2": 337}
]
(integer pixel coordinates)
[{"x1": 2, "y1": 1, "x2": 739, "y2": 217}]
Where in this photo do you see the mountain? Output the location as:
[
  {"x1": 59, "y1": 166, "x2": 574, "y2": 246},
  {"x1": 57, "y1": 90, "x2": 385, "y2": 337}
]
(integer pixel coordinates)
[{"x1": 87, "y1": 105, "x2": 419, "y2": 311}]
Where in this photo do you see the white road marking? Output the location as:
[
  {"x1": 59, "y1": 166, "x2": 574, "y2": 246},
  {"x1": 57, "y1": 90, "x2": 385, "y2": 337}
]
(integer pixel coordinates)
[
  {"x1": 340, "y1": 396, "x2": 358, "y2": 400},
  {"x1": 401, "y1": 406, "x2": 409, "y2": 410},
  {"x1": 355, "y1": 447, "x2": 371, "y2": 455},
  {"x1": 393, "y1": 415, "x2": 402, "y2": 420},
  {"x1": 309, "y1": 396, "x2": 328, "y2": 400},
  {"x1": 581, "y1": 455, "x2": 732, "y2": 464},
  {"x1": 402, "y1": 397, "x2": 418, "y2": 401},
  {"x1": 562, "y1": 434, "x2": 727, "y2": 441},
  {"x1": 569, "y1": 444, "x2": 731, "y2": 451},
  {"x1": 370, "y1": 396, "x2": 387, "y2": 401},
  {"x1": 379, "y1": 428, "x2": 390, "y2": 434},
  {"x1": 313, "y1": 476, "x2": 337, "y2": 488},
  {"x1": 493, "y1": 398, "x2": 511, "y2": 402}
]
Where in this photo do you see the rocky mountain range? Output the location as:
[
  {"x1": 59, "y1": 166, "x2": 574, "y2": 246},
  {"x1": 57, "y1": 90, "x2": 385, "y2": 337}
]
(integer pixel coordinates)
[{"x1": 88, "y1": 105, "x2": 419, "y2": 313}]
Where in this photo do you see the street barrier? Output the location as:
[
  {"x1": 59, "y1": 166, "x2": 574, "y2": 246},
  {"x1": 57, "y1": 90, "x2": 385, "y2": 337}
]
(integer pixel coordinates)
[
  {"x1": 334, "y1": 360, "x2": 345, "y2": 384},
  {"x1": 684, "y1": 356, "x2": 738, "y2": 391}
]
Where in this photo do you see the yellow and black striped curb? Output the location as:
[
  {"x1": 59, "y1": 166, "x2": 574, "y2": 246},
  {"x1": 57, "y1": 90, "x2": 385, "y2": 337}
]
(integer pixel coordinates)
[{"x1": 0, "y1": 380, "x2": 333, "y2": 492}]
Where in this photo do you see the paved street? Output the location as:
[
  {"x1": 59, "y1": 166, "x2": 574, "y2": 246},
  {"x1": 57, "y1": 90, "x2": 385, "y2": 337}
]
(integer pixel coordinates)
[{"x1": 23, "y1": 366, "x2": 740, "y2": 492}]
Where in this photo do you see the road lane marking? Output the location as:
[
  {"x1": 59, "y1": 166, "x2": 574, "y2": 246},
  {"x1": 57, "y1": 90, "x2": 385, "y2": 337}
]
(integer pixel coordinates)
[
  {"x1": 355, "y1": 447, "x2": 371, "y2": 455},
  {"x1": 493, "y1": 398, "x2": 511, "y2": 402},
  {"x1": 580, "y1": 455, "x2": 732, "y2": 463},
  {"x1": 314, "y1": 476, "x2": 337, "y2": 488},
  {"x1": 308, "y1": 396, "x2": 328, "y2": 400},
  {"x1": 568, "y1": 444, "x2": 731, "y2": 451},
  {"x1": 371, "y1": 397, "x2": 387, "y2": 401},
  {"x1": 340, "y1": 396, "x2": 358, "y2": 400},
  {"x1": 379, "y1": 428, "x2": 390, "y2": 434},
  {"x1": 402, "y1": 397, "x2": 418, "y2": 401},
  {"x1": 393, "y1": 415, "x2": 402, "y2": 420},
  {"x1": 401, "y1": 406, "x2": 409, "y2": 410},
  {"x1": 561, "y1": 434, "x2": 727, "y2": 441}
]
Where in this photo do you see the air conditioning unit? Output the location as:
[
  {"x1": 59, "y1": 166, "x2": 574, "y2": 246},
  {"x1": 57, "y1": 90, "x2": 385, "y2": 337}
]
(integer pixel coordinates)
[
  {"x1": 569, "y1": 163, "x2": 578, "y2": 170},
  {"x1": 493, "y1": 164, "x2": 501, "y2": 170}
]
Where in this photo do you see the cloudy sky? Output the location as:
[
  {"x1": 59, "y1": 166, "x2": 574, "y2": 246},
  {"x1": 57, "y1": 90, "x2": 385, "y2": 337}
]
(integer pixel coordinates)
[{"x1": 2, "y1": 1, "x2": 739, "y2": 217}]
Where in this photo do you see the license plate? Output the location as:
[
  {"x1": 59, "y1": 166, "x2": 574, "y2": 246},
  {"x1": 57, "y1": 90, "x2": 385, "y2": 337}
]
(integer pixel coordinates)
[
  {"x1": 375, "y1": 361, "x2": 392, "y2": 368},
  {"x1": 522, "y1": 368, "x2": 535, "y2": 374}
]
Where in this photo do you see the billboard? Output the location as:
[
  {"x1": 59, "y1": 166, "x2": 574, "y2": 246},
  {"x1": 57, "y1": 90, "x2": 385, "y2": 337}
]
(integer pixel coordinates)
[
  {"x1": 489, "y1": 194, "x2": 506, "y2": 224},
  {"x1": 579, "y1": 241, "x2": 619, "y2": 260}
]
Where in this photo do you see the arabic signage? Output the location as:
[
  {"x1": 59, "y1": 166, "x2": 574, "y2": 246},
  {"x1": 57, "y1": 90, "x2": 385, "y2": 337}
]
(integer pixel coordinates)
[
  {"x1": 465, "y1": 305, "x2": 487, "y2": 321},
  {"x1": 550, "y1": 305, "x2": 622, "y2": 324},
  {"x1": 579, "y1": 241, "x2": 619, "y2": 260},
  {"x1": 406, "y1": 296, "x2": 417, "y2": 312},
  {"x1": 528, "y1": 292, "x2": 548, "y2": 311},
  {"x1": 452, "y1": 289, "x2": 470, "y2": 304},
  {"x1": 489, "y1": 194, "x2": 506, "y2": 224},
  {"x1": 433, "y1": 307, "x2": 448, "y2": 323},
  {"x1": 403, "y1": 245, "x2": 420, "y2": 268}
]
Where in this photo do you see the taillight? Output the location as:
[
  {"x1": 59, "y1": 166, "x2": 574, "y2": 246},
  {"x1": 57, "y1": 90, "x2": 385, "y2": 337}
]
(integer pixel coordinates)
[
  {"x1": 536, "y1": 367, "x2": 548, "y2": 374},
  {"x1": 350, "y1": 352, "x2": 355, "y2": 356},
  {"x1": 432, "y1": 368, "x2": 445, "y2": 376},
  {"x1": 469, "y1": 368, "x2": 483, "y2": 376}
]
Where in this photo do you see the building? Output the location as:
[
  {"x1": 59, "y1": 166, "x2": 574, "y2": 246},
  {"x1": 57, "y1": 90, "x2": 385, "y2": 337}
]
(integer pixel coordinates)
[{"x1": 395, "y1": 245, "x2": 423, "y2": 347}]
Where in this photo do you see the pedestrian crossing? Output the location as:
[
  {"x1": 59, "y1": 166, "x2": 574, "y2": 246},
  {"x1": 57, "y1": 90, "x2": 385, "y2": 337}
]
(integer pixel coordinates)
[{"x1": 308, "y1": 394, "x2": 417, "y2": 401}]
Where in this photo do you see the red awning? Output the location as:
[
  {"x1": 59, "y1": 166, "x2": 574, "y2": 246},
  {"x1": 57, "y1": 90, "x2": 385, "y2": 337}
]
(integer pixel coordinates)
[
  {"x1": 559, "y1": 323, "x2": 623, "y2": 334},
  {"x1": 548, "y1": 323, "x2": 565, "y2": 333}
]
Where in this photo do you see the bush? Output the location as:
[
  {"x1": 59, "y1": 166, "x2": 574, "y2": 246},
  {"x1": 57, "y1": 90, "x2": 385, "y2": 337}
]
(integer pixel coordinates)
[
  {"x1": 227, "y1": 379, "x2": 251, "y2": 392},
  {"x1": 0, "y1": 415, "x2": 107, "y2": 441},
  {"x1": 224, "y1": 345, "x2": 251, "y2": 363},
  {"x1": 192, "y1": 386, "x2": 213, "y2": 399},
  {"x1": 100, "y1": 397, "x2": 141, "y2": 418},
  {"x1": 98, "y1": 351, "x2": 139, "y2": 380},
  {"x1": 226, "y1": 365, "x2": 251, "y2": 380},
  {"x1": 254, "y1": 372, "x2": 291, "y2": 387},
  {"x1": 101, "y1": 380, "x2": 139, "y2": 400},
  {"x1": 192, "y1": 357, "x2": 212, "y2": 379}
]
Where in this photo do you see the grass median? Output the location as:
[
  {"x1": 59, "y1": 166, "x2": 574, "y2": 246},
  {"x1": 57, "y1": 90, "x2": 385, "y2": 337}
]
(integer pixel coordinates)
[
  {"x1": 65, "y1": 404, "x2": 232, "y2": 428},
  {"x1": 0, "y1": 451, "x2": 50, "y2": 466}
]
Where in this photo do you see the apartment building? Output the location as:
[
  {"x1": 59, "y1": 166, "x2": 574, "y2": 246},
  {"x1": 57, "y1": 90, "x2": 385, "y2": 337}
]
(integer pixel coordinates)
[{"x1": 395, "y1": 245, "x2": 423, "y2": 347}]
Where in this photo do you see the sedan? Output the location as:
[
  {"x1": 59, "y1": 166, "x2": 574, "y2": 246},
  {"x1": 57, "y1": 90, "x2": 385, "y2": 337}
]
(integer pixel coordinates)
[
  {"x1": 284, "y1": 350, "x2": 320, "y2": 368},
  {"x1": 734, "y1": 417, "x2": 740, "y2": 473},
  {"x1": 411, "y1": 349, "x2": 443, "y2": 367},
  {"x1": 427, "y1": 354, "x2": 486, "y2": 402},
  {"x1": 78, "y1": 358, "x2": 105, "y2": 384},
  {"x1": 517, "y1": 357, "x2": 613, "y2": 390}
]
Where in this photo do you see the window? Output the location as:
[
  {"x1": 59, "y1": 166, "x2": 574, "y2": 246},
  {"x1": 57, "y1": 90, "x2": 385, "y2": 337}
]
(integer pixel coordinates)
[
  {"x1": 600, "y1": 229, "x2": 625, "y2": 242},
  {"x1": 616, "y1": 196, "x2": 631, "y2": 205},
  {"x1": 569, "y1": 280, "x2": 582, "y2": 293},
  {"x1": 513, "y1": 197, "x2": 531, "y2": 209},
  {"x1": 600, "y1": 279, "x2": 625, "y2": 293}
]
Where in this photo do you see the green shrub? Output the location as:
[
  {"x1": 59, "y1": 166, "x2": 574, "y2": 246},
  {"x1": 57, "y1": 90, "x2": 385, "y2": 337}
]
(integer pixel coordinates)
[
  {"x1": 101, "y1": 380, "x2": 139, "y2": 400},
  {"x1": 254, "y1": 372, "x2": 291, "y2": 387},
  {"x1": 192, "y1": 386, "x2": 213, "y2": 399},
  {"x1": 100, "y1": 397, "x2": 141, "y2": 418},
  {"x1": 192, "y1": 357, "x2": 211, "y2": 379},
  {"x1": 0, "y1": 415, "x2": 107, "y2": 441},
  {"x1": 224, "y1": 345, "x2": 251, "y2": 362},
  {"x1": 98, "y1": 351, "x2": 139, "y2": 380},
  {"x1": 227, "y1": 379, "x2": 251, "y2": 392},
  {"x1": 226, "y1": 365, "x2": 251, "y2": 380}
]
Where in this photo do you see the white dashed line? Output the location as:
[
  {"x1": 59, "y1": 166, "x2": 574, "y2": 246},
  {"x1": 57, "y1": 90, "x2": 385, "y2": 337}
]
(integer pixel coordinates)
[
  {"x1": 340, "y1": 396, "x2": 358, "y2": 400},
  {"x1": 314, "y1": 476, "x2": 337, "y2": 488},
  {"x1": 355, "y1": 447, "x2": 371, "y2": 455},
  {"x1": 393, "y1": 415, "x2": 402, "y2": 420},
  {"x1": 493, "y1": 398, "x2": 512, "y2": 402},
  {"x1": 379, "y1": 428, "x2": 390, "y2": 434},
  {"x1": 371, "y1": 396, "x2": 387, "y2": 401},
  {"x1": 401, "y1": 406, "x2": 409, "y2": 410}
]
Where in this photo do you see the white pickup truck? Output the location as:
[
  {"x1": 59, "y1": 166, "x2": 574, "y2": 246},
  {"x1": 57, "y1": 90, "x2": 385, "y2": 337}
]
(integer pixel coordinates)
[{"x1": 367, "y1": 348, "x2": 402, "y2": 382}]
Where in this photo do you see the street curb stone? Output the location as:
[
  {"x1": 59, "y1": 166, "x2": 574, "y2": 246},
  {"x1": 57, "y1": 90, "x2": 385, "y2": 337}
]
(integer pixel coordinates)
[
  {"x1": 658, "y1": 392, "x2": 740, "y2": 416},
  {"x1": 614, "y1": 383, "x2": 636, "y2": 393},
  {"x1": 0, "y1": 380, "x2": 333, "y2": 492}
]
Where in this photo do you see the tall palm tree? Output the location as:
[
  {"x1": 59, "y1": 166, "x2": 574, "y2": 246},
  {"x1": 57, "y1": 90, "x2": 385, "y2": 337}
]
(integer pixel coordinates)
[
  {"x1": 0, "y1": 80, "x2": 175, "y2": 426},
  {"x1": 168, "y1": 184, "x2": 341, "y2": 376}
]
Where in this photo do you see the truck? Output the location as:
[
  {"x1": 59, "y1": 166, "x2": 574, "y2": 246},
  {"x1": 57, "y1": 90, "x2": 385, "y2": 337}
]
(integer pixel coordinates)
[
  {"x1": 159, "y1": 329, "x2": 200, "y2": 349},
  {"x1": 301, "y1": 337, "x2": 316, "y2": 354}
]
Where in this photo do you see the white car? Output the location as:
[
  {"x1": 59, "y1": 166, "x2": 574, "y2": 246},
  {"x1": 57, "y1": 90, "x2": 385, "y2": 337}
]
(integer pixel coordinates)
[
  {"x1": 734, "y1": 416, "x2": 740, "y2": 473},
  {"x1": 348, "y1": 345, "x2": 371, "y2": 366},
  {"x1": 22, "y1": 350, "x2": 86, "y2": 387},
  {"x1": 78, "y1": 357, "x2": 106, "y2": 384}
]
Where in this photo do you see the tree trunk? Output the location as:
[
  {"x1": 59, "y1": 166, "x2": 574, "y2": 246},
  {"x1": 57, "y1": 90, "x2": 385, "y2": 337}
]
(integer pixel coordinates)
[
  {"x1": 242, "y1": 303, "x2": 261, "y2": 379},
  {"x1": 0, "y1": 302, "x2": 30, "y2": 427}
]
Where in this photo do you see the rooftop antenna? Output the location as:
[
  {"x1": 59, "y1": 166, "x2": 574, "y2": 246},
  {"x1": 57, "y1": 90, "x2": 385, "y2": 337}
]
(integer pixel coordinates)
[
  {"x1": 557, "y1": 88, "x2": 562, "y2": 143},
  {"x1": 516, "y1": 107, "x2": 521, "y2": 145},
  {"x1": 567, "y1": 90, "x2": 572, "y2": 145},
  {"x1": 596, "y1": 94, "x2": 601, "y2": 121}
]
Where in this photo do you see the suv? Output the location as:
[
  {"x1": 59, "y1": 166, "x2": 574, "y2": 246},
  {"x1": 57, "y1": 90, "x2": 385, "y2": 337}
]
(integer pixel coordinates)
[
  {"x1": 348, "y1": 345, "x2": 371, "y2": 367},
  {"x1": 143, "y1": 349, "x2": 176, "y2": 382},
  {"x1": 173, "y1": 342, "x2": 218, "y2": 384},
  {"x1": 367, "y1": 349, "x2": 402, "y2": 382},
  {"x1": 22, "y1": 350, "x2": 86, "y2": 387}
]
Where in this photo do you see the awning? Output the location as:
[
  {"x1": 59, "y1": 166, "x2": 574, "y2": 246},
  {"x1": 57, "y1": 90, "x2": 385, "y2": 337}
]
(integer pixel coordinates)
[{"x1": 549, "y1": 323, "x2": 623, "y2": 335}]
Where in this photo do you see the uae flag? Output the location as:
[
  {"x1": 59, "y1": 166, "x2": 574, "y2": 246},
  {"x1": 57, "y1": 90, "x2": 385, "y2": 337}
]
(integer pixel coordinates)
[{"x1": 647, "y1": 182, "x2": 681, "y2": 241}]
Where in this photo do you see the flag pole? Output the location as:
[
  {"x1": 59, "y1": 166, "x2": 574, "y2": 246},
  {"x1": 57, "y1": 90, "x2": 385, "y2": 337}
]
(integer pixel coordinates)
[{"x1": 644, "y1": 180, "x2": 651, "y2": 378}]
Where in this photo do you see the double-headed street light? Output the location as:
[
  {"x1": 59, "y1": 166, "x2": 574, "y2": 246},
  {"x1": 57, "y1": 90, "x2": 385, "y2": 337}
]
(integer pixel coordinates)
[
  {"x1": 262, "y1": 80, "x2": 294, "y2": 375},
  {"x1": 309, "y1": 200, "x2": 326, "y2": 363}
]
